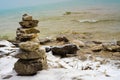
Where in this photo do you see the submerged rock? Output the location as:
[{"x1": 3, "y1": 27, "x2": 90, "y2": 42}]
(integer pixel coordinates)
[{"x1": 56, "y1": 36, "x2": 69, "y2": 42}]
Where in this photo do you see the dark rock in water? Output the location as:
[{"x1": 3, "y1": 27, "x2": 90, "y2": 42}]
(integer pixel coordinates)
[
  {"x1": 117, "y1": 41, "x2": 120, "y2": 46},
  {"x1": 19, "y1": 20, "x2": 39, "y2": 28},
  {"x1": 40, "y1": 38, "x2": 51, "y2": 45},
  {"x1": 14, "y1": 59, "x2": 42, "y2": 75},
  {"x1": 50, "y1": 44, "x2": 79, "y2": 57},
  {"x1": 92, "y1": 40, "x2": 102, "y2": 44},
  {"x1": 19, "y1": 42, "x2": 39, "y2": 52},
  {"x1": 45, "y1": 47, "x2": 51, "y2": 52},
  {"x1": 56, "y1": 36, "x2": 69, "y2": 42},
  {"x1": 15, "y1": 49, "x2": 46, "y2": 59}
]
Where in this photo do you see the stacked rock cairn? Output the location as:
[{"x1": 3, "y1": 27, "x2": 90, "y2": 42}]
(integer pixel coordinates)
[{"x1": 14, "y1": 14, "x2": 48, "y2": 75}]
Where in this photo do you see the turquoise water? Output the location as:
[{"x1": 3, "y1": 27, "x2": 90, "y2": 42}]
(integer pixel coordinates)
[{"x1": 0, "y1": 0, "x2": 120, "y2": 39}]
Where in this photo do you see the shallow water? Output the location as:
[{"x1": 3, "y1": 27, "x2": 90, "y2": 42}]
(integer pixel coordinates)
[{"x1": 0, "y1": 0, "x2": 120, "y2": 40}]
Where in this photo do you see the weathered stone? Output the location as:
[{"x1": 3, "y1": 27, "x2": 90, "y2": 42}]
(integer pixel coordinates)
[
  {"x1": 56, "y1": 36, "x2": 69, "y2": 42},
  {"x1": 14, "y1": 59, "x2": 42, "y2": 75},
  {"x1": 40, "y1": 38, "x2": 51, "y2": 45},
  {"x1": 92, "y1": 40, "x2": 102, "y2": 44},
  {"x1": 19, "y1": 42, "x2": 39, "y2": 52},
  {"x1": 19, "y1": 20, "x2": 39, "y2": 28},
  {"x1": 15, "y1": 49, "x2": 46, "y2": 59},
  {"x1": 22, "y1": 14, "x2": 32, "y2": 21},
  {"x1": 91, "y1": 44, "x2": 103, "y2": 52},
  {"x1": 49, "y1": 44, "x2": 79, "y2": 57}
]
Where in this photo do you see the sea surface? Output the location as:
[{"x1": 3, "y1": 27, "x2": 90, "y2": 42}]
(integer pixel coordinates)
[{"x1": 0, "y1": 0, "x2": 120, "y2": 40}]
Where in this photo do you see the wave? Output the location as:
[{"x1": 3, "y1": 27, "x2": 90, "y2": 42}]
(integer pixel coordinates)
[{"x1": 77, "y1": 19, "x2": 120, "y2": 23}]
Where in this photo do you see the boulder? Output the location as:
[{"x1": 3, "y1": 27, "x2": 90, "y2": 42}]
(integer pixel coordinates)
[
  {"x1": 50, "y1": 44, "x2": 79, "y2": 57},
  {"x1": 19, "y1": 42, "x2": 39, "y2": 52},
  {"x1": 14, "y1": 59, "x2": 42, "y2": 75},
  {"x1": 15, "y1": 49, "x2": 46, "y2": 59},
  {"x1": 19, "y1": 20, "x2": 39, "y2": 28}
]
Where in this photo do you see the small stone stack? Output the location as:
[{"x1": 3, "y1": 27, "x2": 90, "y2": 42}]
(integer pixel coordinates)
[
  {"x1": 16, "y1": 14, "x2": 40, "y2": 42},
  {"x1": 14, "y1": 14, "x2": 47, "y2": 75}
]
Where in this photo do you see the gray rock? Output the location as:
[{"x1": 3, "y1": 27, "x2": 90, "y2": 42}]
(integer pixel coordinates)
[{"x1": 19, "y1": 42, "x2": 40, "y2": 52}]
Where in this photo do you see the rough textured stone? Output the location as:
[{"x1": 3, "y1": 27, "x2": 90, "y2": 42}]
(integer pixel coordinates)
[
  {"x1": 19, "y1": 20, "x2": 39, "y2": 28},
  {"x1": 48, "y1": 44, "x2": 79, "y2": 57},
  {"x1": 15, "y1": 49, "x2": 46, "y2": 59},
  {"x1": 14, "y1": 59, "x2": 42, "y2": 75},
  {"x1": 19, "y1": 42, "x2": 39, "y2": 52}
]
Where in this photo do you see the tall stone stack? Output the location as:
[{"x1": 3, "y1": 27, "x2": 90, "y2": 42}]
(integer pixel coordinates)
[
  {"x1": 14, "y1": 14, "x2": 47, "y2": 75},
  {"x1": 16, "y1": 14, "x2": 40, "y2": 42}
]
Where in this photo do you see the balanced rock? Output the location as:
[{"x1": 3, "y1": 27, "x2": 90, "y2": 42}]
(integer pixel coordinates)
[
  {"x1": 19, "y1": 20, "x2": 39, "y2": 28},
  {"x1": 15, "y1": 49, "x2": 46, "y2": 59},
  {"x1": 14, "y1": 59, "x2": 42, "y2": 75},
  {"x1": 22, "y1": 14, "x2": 32, "y2": 21},
  {"x1": 19, "y1": 41, "x2": 39, "y2": 52},
  {"x1": 16, "y1": 28, "x2": 40, "y2": 34}
]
